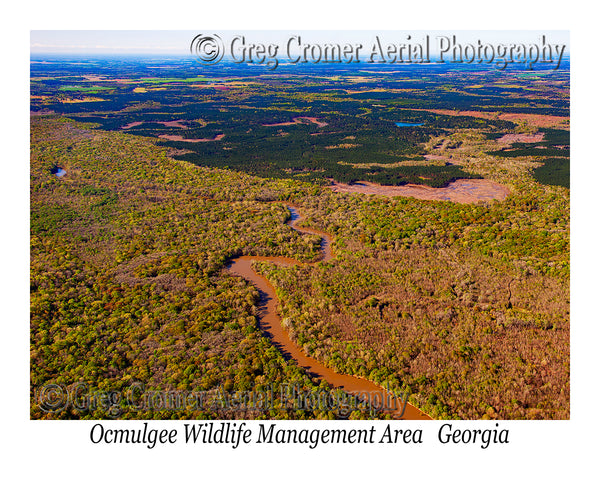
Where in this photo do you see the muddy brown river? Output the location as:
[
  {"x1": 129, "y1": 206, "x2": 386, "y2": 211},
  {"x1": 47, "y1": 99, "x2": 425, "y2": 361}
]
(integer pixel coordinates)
[{"x1": 227, "y1": 205, "x2": 431, "y2": 420}]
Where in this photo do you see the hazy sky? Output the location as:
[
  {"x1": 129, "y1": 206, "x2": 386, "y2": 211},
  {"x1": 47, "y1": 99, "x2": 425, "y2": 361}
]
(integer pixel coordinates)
[{"x1": 31, "y1": 30, "x2": 569, "y2": 55}]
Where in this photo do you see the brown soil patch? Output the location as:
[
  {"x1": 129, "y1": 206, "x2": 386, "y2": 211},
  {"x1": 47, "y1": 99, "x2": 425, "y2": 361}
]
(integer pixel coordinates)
[
  {"x1": 497, "y1": 132, "x2": 545, "y2": 144},
  {"x1": 83, "y1": 75, "x2": 108, "y2": 82},
  {"x1": 263, "y1": 116, "x2": 328, "y2": 128},
  {"x1": 263, "y1": 120, "x2": 296, "y2": 127},
  {"x1": 498, "y1": 113, "x2": 569, "y2": 129},
  {"x1": 407, "y1": 108, "x2": 569, "y2": 129},
  {"x1": 121, "y1": 121, "x2": 144, "y2": 130},
  {"x1": 121, "y1": 120, "x2": 188, "y2": 130},
  {"x1": 297, "y1": 116, "x2": 328, "y2": 127},
  {"x1": 158, "y1": 133, "x2": 225, "y2": 143},
  {"x1": 159, "y1": 120, "x2": 188, "y2": 129},
  {"x1": 329, "y1": 179, "x2": 510, "y2": 204}
]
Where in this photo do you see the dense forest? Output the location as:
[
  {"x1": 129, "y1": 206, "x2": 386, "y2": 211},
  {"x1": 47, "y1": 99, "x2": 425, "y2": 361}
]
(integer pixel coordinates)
[
  {"x1": 31, "y1": 114, "x2": 569, "y2": 419},
  {"x1": 31, "y1": 117, "x2": 356, "y2": 419},
  {"x1": 31, "y1": 58, "x2": 569, "y2": 188}
]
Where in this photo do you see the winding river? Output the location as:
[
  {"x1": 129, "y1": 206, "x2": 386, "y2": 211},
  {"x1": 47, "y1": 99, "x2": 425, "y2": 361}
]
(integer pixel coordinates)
[{"x1": 226, "y1": 205, "x2": 431, "y2": 420}]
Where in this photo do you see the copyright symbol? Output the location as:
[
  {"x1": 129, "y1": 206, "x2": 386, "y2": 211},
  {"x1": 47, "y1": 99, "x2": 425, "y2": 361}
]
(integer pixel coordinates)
[
  {"x1": 190, "y1": 34, "x2": 224, "y2": 65},
  {"x1": 37, "y1": 383, "x2": 68, "y2": 412}
]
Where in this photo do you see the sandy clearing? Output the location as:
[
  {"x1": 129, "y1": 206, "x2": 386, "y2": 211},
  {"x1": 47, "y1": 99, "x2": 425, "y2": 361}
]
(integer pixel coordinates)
[
  {"x1": 298, "y1": 116, "x2": 328, "y2": 127},
  {"x1": 406, "y1": 108, "x2": 569, "y2": 129},
  {"x1": 497, "y1": 132, "x2": 545, "y2": 144},
  {"x1": 121, "y1": 120, "x2": 188, "y2": 130},
  {"x1": 329, "y1": 179, "x2": 510, "y2": 204},
  {"x1": 263, "y1": 121, "x2": 296, "y2": 127},
  {"x1": 158, "y1": 133, "x2": 225, "y2": 142},
  {"x1": 83, "y1": 75, "x2": 109, "y2": 82},
  {"x1": 263, "y1": 116, "x2": 328, "y2": 128},
  {"x1": 158, "y1": 120, "x2": 188, "y2": 129},
  {"x1": 121, "y1": 121, "x2": 144, "y2": 129}
]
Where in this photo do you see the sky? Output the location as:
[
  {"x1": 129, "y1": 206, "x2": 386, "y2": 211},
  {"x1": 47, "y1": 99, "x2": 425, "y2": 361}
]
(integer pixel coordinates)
[{"x1": 30, "y1": 30, "x2": 570, "y2": 56}]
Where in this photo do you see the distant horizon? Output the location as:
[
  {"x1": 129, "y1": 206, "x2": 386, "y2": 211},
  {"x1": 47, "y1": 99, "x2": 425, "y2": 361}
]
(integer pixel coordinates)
[
  {"x1": 29, "y1": 52, "x2": 570, "y2": 74},
  {"x1": 31, "y1": 30, "x2": 570, "y2": 55}
]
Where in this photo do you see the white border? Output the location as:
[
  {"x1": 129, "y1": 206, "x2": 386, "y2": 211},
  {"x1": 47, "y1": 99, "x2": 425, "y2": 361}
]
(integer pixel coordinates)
[{"x1": 6, "y1": 1, "x2": 598, "y2": 477}]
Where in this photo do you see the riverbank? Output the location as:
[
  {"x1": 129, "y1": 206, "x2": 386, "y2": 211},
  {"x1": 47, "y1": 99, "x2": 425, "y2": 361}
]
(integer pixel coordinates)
[{"x1": 226, "y1": 205, "x2": 431, "y2": 420}]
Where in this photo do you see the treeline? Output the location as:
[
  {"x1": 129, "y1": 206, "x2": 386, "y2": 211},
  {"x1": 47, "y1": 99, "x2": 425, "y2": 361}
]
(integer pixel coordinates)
[
  {"x1": 174, "y1": 148, "x2": 481, "y2": 188},
  {"x1": 483, "y1": 127, "x2": 570, "y2": 188},
  {"x1": 533, "y1": 158, "x2": 570, "y2": 189}
]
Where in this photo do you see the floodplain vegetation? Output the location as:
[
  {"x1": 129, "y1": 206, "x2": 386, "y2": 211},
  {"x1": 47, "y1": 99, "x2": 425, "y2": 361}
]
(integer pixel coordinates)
[
  {"x1": 31, "y1": 117, "x2": 340, "y2": 419},
  {"x1": 31, "y1": 114, "x2": 569, "y2": 420}
]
